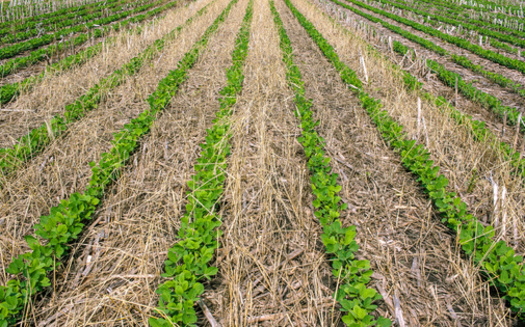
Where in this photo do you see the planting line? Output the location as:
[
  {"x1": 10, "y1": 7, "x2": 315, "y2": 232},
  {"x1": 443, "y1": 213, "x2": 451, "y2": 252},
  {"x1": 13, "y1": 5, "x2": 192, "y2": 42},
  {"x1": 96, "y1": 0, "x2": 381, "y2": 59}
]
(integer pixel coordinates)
[
  {"x1": 0, "y1": 0, "x2": 235, "y2": 325},
  {"x1": 339, "y1": 0, "x2": 525, "y2": 77},
  {"x1": 149, "y1": 1, "x2": 252, "y2": 325},
  {"x1": 0, "y1": 0, "x2": 214, "y2": 179},
  {"x1": 287, "y1": 0, "x2": 525, "y2": 318},
  {"x1": 369, "y1": 0, "x2": 525, "y2": 52},
  {"x1": 0, "y1": 0, "x2": 188, "y2": 105},
  {"x1": 271, "y1": 1, "x2": 392, "y2": 326},
  {"x1": 325, "y1": 0, "x2": 525, "y2": 134},
  {"x1": 0, "y1": 0, "x2": 132, "y2": 44},
  {"x1": 318, "y1": 0, "x2": 525, "y2": 180},
  {"x1": 0, "y1": 0, "x2": 175, "y2": 78},
  {"x1": 0, "y1": 0, "x2": 112, "y2": 29},
  {"x1": 0, "y1": 0, "x2": 111, "y2": 27},
  {"x1": 0, "y1": 0, "x2": 167, "y2": 61}
]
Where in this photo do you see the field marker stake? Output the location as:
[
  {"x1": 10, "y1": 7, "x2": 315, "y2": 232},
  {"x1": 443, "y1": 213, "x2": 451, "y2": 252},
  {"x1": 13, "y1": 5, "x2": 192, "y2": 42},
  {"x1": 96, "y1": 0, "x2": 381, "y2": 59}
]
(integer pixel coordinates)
[
  {"x1": 513, "y1": 113, "x2": 522, "y2": 149},
  {"x1": 359, "y1": 48, "x2": 368, "y2": 83},
  {"x1": 502, "y1": 111, "x2": 508, "y2": 137},
  {"x1": 416, "y1": 97, "x2": 421, "y2": 139},
  {"x1": 454, "y1": 76, "x2": 458, "y2": 106}
]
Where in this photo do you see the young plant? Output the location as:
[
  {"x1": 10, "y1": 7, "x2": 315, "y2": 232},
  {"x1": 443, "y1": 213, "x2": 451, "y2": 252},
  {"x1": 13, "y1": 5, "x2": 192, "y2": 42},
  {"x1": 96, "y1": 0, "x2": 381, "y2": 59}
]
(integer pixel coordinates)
[
  {"x1": 0, "y1": 0, "x2": 212, "y2": 178},
  {"x1": 0, "y1": 1, "x2": 230, "y2": 325},
  {"x1": 271, "y1": 1, "x2": 391, "y2": 326},
  {"x1": 287, "y1": 0, "x2": 525, "y2": 318},
  {"x1": 150, "y1": 1, "x2": 252, "y2": 325}
]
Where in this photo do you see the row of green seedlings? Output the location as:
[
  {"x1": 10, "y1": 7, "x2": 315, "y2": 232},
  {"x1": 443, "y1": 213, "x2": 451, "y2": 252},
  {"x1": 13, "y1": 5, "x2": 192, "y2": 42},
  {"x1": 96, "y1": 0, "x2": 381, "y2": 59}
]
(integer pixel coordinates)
[
  {"x1": 271, "y1": 1, "x2": 391, "y2": 326},
  {"x1": 0, "y1": 0, "x2": 109, "y2": 30},
  {"x1": 289, "y1": 0, "x2": 525, "y2": 317},
  {"x1": 396, "y1": 42, "x2": 525, "y2": 148},
  {"x1": 0, "y1": 0, "x2": 212, "y2": 179},
  {"x1": 370, "y1": 0, "x2": 525, "y2": 52},
  {"x1": 414, "y1": 0, "x2": 525, "y2": 20},
  {"x1": 149, "y1": 1, "x2": 251, "y2": 326},
  {"x1": 388, "y1": 0, "x2": 525, "y2": 40},
  {"x1": 408, "y1": 0, "x2": 522, "y2": 16},
  {"x1": 326, "y1": 0, "x2": 525, "y2": 133},
  {"x1": 0, "y1": 0, "x2": 184, "y2": 105},
  {"x1": 318, "y1": 0, "x2": 525, "y2": 220},
  {"x1": 399, "y1": 0, "x2": 507, "y2": 24},
  {"x1": 0, "y1": 0, "x2": 231, "y2": 325},
  {"x1": 0, "y1": 0, "x2": 125, "y2": 41},
  {"x1": 0, "y1": 0, "x2": 166, "y2": 60},
  {"x1": 340, "y1": 0, "x2": 525, "y2": 76},
  {"x1": 0, "y1": 0, "x2": 176, "y2": 79},
  {"x1": 376, "y1": 1, "x2": 525, "y2": 56},
  {"x1": 0, "y1": 0, "x2": 137, "y2": 44},
  {"x1": 0, "y1": 0, "x2": 101, "y2": 23},
  {"x1": 0, "y1": 0, "x2": 121, "y2": 36}
]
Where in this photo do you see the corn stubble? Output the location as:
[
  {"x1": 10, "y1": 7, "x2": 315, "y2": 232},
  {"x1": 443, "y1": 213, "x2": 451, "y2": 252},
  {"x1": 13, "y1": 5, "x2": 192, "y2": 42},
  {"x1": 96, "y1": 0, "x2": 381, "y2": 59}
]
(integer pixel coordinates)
[{"x1": 1, "y1": 0, "x2": 525, "y2": 325}]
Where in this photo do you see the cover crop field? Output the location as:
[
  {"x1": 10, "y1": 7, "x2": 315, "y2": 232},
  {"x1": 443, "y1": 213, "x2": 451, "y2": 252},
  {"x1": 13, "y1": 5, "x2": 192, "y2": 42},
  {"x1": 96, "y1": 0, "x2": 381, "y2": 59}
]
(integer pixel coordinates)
[{"x1": 1, "y1": 0, "x2": 525, "y2": 325}]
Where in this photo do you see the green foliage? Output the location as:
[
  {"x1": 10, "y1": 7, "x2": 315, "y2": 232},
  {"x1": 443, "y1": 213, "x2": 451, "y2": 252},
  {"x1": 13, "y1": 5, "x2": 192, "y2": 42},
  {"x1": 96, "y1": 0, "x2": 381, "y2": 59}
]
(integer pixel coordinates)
[
  {"x1": 149, "y1": 0, "x2": 252, "y2": 326},
  {"x1": 339, "y1": 0, "x2": 525, "y2": 75},
  {"x1": 0, "y1": 0, "x2": 166, "y2": 60},
  {"x1": 0, "y1": 0, "x2": 118, "y2": 30},
  {"x1": 318, "y1": 1, "x2": 525, "y2": 318},
  {"x1": 0, "y1": 0, "x2": 130, "y2": 44},
  {"x1": 0, "y1": 0, "x2": 207, "y2": 178},
  {"x1": 0, "y1": 2, "x2": 219, "y2": 326},
  {"x1": 328, "y1": 0, "x2": 525, "y2": 103},
  {"x1": 0, "y1": 0, "x2": 177, "y2": 78},
  {"x1": 360, "y1": 91, "x2": 525, "y2": 317},
  {"x1": 387, "y1": 0, "x2": 525, "y2": 41},
  {"x1": 389, "y1": 41, "x2": 525, "y2": 136},
  {"x1": 271, "y1": 1, "x2": 390, "y2": 326},
  {"x1": 370, "y1": 0, "x2": 525, "y2": 50}
]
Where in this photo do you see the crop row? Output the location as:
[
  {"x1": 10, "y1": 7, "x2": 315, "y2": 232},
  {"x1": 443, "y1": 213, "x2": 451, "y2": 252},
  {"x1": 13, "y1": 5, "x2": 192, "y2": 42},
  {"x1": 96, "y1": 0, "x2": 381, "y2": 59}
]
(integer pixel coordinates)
[
  {"x1": 390, "y1": 0, "x2": 525, "y2": 32},
  {"x1": 0, "y1": 0, "x2": 176, "y2": 79},
  {"x1": 305, "y1": 0, "x2": 525, "y2": 317},
  {"x1": 0, "y1": 0, "x2": 203, "y2": 178},
  {"x1": 422, "y1": 0, "x2": 525, "y2": 16},
  {"x1": 383, "y1": 5, "x2": 524, "y2": 56},
  {"x1": 272, "y1": 0, "x2": 392, "y2": 326},
  {"x1": 0, "y1": 0, "x2": 123, "y2": 37},
  {"x1": 323, "y1": 2, "x2": 525, "y2": 184},
  {"x1": 340, "y1": 0, "x2": 525, "y2": 76},
  {"x1": 0, "y1": 0, "x2": 177, "y2": 106},
  {"x1": 0, "y1": 0, "x2": 208, "y2": 180},
  {"x1": 0, "y1": 0, "x2": 124, "y2": 39},
  {"x1": 0, "y1": 37, "x2": 105, "y2": 105},
  {"x1": 0, "y1": 0, "x2": 112, "y2": 29},
  {"x1": 322, "y1": 0, "x2": 525, "y2": 195},
  {"x1": 0, "y1": 0, "x2": 138, "y2": 44},
  {"x1": 0, "y1": 0, "x2": 105, "y2": 26},
  {"x1": 324, "y1": 0, "x2": 525, "y2": 232},
  {"x1": 392, "y1": 41, "x2": 525, "y2": 197},
  {"x1": 150, "y1": 1, "x2": 251, "y2": 325},
  {"x1": 388, "y1": 0, "x2": 525, "y2": 39},
  {"x1": 368, "y1": 0, "x2": 525, "y2": 53},
  {"x1": 327, "y1": 0, "x2": 525, "y2": 264},
  {"x1": 0, "y1": 0, "x2": 166, "y2": 60},
  {"x1": 0, "y1": 0, "x2": 219, "y2": 325},
  {"x1": 325, "y1": 0, "x2": 525, "y2": 133}
]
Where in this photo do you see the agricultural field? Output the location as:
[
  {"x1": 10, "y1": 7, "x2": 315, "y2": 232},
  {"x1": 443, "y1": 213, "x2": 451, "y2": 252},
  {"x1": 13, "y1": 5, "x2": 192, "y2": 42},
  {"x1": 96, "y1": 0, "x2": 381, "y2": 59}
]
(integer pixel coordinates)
[{"x1": 1, "y1": 0, "x2": 525, "y2": 325}]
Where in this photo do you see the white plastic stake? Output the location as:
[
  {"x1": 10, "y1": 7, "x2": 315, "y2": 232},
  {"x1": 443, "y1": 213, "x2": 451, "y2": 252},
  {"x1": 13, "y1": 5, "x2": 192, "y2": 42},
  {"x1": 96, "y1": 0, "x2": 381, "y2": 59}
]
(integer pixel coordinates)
[
  {"x1": 501, "y1": 186, "x2": 507, "y2": 237},
  {"x1": 514, "y1": 113, "x2": 522, "y2": 149},
  {"x1": 359, "y1": 49, "x2": 369, "y2": 84},
  {"x1": 490, "y1": 174, "x2": 499, "y2": 228},
  {"x1": 417, "y1": 97, "x2": 422, "y2": 138}
]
